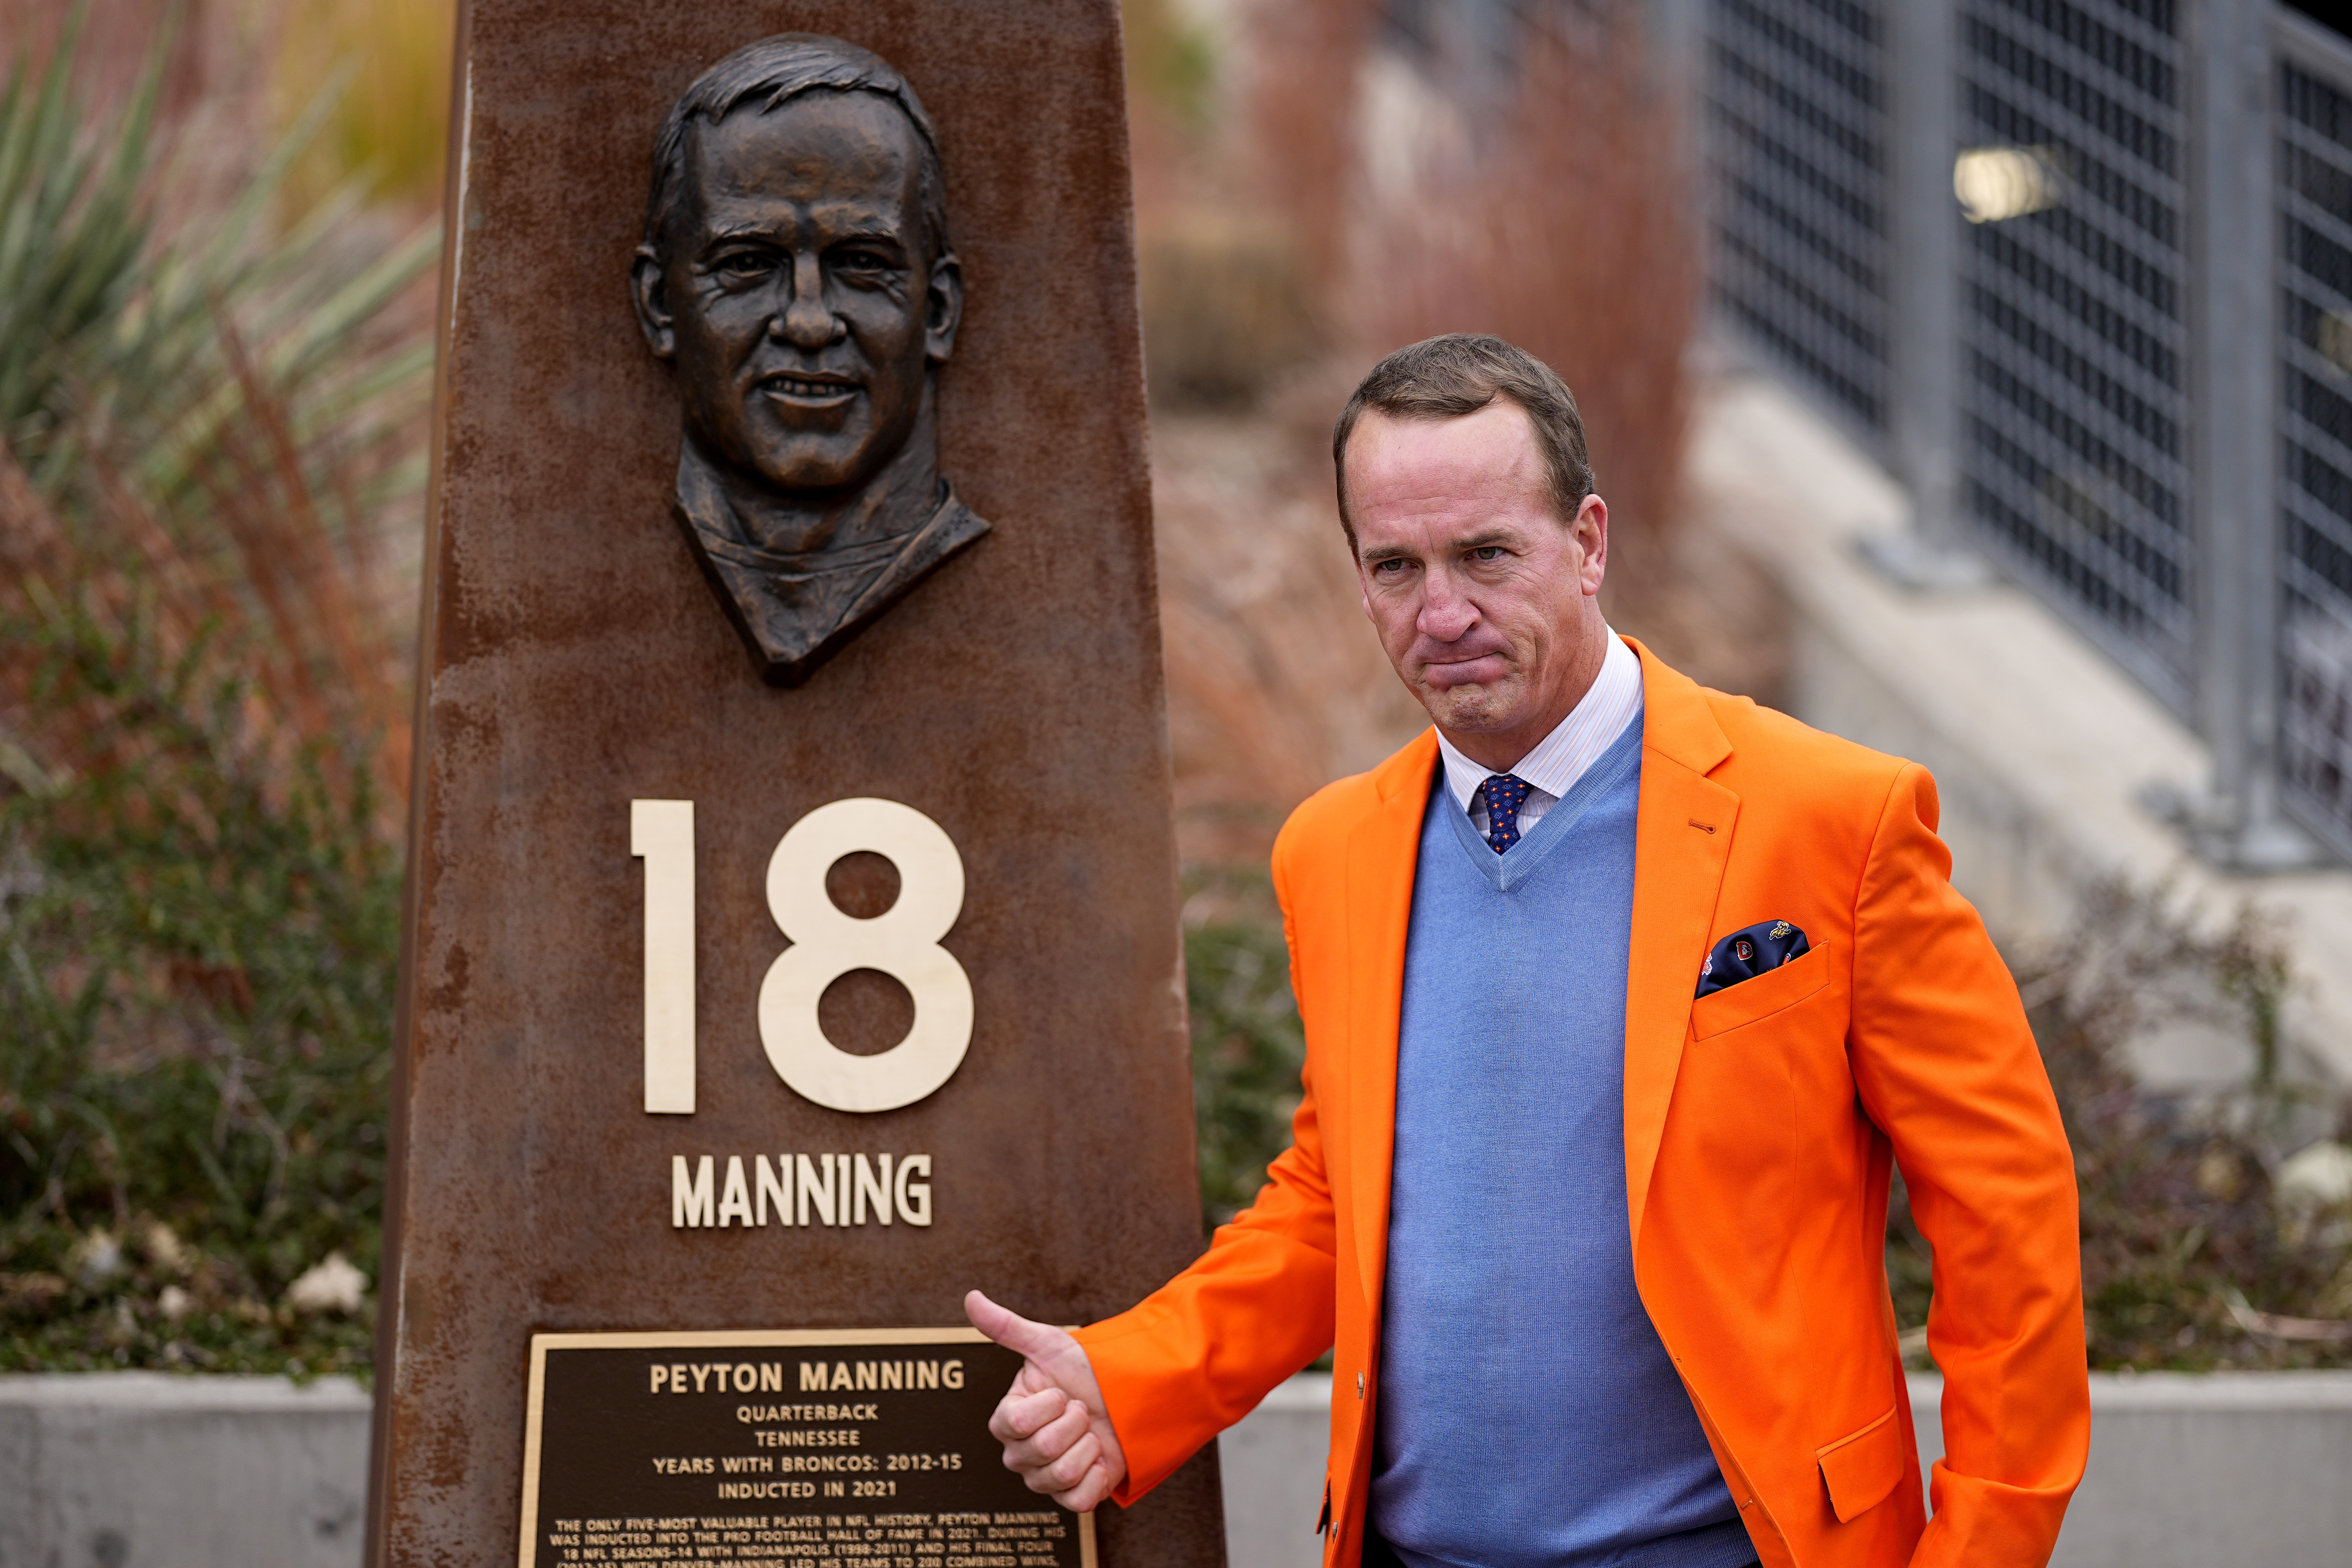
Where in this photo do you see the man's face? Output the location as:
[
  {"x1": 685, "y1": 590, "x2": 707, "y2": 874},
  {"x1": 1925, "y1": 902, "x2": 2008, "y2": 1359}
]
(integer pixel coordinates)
[
  {"x1": 635, "y1": 91, "x2": 960, "y2": 495},
  {"x1": 1345, "y1": 402, "x2": 1608, "y2": 744}
]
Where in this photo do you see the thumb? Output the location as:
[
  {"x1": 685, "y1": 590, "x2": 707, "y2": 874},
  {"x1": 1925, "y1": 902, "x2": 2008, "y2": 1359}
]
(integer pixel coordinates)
[{"x1": 964, "y1": 1289, "x2": 1077, "y2": 1366}]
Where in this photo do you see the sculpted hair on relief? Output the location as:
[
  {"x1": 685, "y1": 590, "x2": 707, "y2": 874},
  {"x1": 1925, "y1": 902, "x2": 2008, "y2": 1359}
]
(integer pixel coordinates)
[
  {"x1": 642, "y1": 33, "x2": 954, "y2": 265},
  {"x1": 1332, "y1": 333, "x2": 1595, "y2": 550}
]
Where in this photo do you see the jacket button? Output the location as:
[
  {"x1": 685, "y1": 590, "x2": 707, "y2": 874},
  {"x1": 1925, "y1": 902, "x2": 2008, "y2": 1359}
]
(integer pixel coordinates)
[{"x1": 1356, "y1": 1373, "x2": 1364, "y2": 1399}]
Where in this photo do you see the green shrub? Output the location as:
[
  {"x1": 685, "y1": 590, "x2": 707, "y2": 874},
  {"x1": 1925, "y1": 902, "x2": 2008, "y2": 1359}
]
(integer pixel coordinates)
[
  {"x1": 1183, "y1": 868, "x2": 1307, "y2": 1232},
  {"x1": 1889, "y1": 883, "x2": 2351, "y2": 1370},
  {"x1": 0, "y1": 590, "x2": 400, "y2": 1376}
]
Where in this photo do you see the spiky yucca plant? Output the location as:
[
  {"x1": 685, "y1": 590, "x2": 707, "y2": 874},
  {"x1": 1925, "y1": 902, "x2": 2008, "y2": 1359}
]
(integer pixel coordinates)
[{"x1": 0, "y1": 12, "x2": 437, "y2": 1377}]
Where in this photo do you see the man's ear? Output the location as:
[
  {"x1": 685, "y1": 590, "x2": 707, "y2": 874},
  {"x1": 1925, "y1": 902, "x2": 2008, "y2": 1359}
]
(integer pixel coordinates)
[
  {"x1": 924, "y1": 251, "x2": 964, "y2": 364},
  {"x1": 1574, "y1": 493, "x2": 1609, "y2": 595},
  {"x1": 632, "y1": 246, "x2": 675, "y2": 360}
]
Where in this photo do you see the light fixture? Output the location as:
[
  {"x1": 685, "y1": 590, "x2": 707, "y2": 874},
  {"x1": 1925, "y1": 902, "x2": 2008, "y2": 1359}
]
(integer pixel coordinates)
[{"x1": 1953, "y1": 146, "x2": 2063, "y2": 224}]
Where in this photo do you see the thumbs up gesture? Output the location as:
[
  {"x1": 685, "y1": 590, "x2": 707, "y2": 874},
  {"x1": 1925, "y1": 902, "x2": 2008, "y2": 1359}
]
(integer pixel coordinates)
[{"x1": 964, "y1": 1289, "x2": 1128, "y2": 1512}]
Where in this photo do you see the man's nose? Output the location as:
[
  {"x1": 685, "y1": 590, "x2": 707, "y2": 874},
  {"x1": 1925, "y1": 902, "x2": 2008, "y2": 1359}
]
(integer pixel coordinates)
[
  {"x1": 1417, "y1": 571, "x2": 1477, "y2": 642},
  {"x1": 772, "y1": 252, "x2": 844, "y2": 350}
]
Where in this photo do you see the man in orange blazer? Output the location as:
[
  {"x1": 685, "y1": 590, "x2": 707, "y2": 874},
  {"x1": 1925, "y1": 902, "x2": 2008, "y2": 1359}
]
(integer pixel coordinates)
[{"x1": 966, "y1": 335, "x2": 2088, "y2": 1568}]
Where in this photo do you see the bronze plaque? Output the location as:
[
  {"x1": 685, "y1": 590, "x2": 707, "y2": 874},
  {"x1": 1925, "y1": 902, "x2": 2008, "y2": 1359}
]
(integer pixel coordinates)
[
  {"x1": 518, "y1": 1331, "x2": 1094, "y2": 1568},
  {"x1": 370, "y1": 3, "x2": 1221, "y2": 1565}
]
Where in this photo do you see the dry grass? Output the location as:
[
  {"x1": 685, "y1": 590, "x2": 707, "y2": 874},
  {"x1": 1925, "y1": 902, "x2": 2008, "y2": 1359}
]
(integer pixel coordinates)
[
  {"x1": 1143, "y1": 1, "x2": 1777, "y2": 859},
  {"x1": 1137, "y1": 216, "x2": 1319, "y2": 409},
  {"x1": 0, "y1": 3, "x2": 427, "y2": 810},
  {"x1": 1350, "y1": 10, "x2": 1700, "y2": 620},
  {"x1": 0, "y1": 362, "x2": 414, "y2": 819},
  {"x1": 1152, "y1": 374, "x2": 1429, "y2": 869},
  {"x1": 1242, "y1": 0, "x2": 1374, "y2": 291}
]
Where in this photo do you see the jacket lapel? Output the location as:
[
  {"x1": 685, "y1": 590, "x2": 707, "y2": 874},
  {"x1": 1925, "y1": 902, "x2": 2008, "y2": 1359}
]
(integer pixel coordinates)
[
  {"x1": 1342, "y1": 730, "x2": 1435, "y2": 1311},
  {"x1": 1622, "y1": 640, "x2": 1738, "y2": 1247}
]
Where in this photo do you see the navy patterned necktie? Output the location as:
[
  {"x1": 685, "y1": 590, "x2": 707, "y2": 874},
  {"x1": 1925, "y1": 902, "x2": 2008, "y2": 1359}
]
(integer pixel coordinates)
[{"x1": 1473, "y1": 773, "x2": 1534, "y2": 854}]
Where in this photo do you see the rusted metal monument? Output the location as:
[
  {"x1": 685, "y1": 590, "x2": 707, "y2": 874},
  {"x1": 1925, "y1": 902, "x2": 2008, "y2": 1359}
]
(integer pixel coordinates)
[{"x1": 367, "y1": 7, "x2": 1221, "y2": 1566}]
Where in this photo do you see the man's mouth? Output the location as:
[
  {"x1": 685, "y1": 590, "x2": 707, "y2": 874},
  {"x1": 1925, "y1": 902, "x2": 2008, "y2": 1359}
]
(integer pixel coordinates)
[
  {"x1": 1419, "y1": 650, "x2": 1511, "y2": 689},
  {"x1": 757, "y1": 372, "x2": 859, "y2": 406}
]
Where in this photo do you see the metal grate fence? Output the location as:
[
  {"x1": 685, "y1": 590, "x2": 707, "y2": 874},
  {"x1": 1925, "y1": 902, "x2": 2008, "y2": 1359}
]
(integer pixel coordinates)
[
  {"x1": 2279, "y1": 56, "x2": 2352, "y2": 852},
  {"x1": 1699, "y1": 0, "x2": 2352, "y2": 864},
  {"x1": 1703, "y1": 0, "x2": 1893, "y2": 448},
  {"x1": 1954, "y1": 0, "x2": 2196, "y2": 711}
]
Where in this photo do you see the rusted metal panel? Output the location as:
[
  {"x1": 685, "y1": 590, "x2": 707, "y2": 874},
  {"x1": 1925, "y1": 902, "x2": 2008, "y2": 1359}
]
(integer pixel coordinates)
[{"x1": 370, "y1": 4, "x2": 1220, "y2": 1562}]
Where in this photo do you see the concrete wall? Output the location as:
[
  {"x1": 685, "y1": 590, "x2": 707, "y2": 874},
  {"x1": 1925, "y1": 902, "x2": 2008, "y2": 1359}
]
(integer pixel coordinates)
[
  {"x1": 8, "y1": 1371, "x2": 2347, "y2": 1568},
  {"x1": 1913, "y1": 1373, "x2": 2352, "y2": 1567},
  {"x1": 0, "y1": 1373, "x2": 371, "y2": 1568},
  {"x1": 1217, "y1": 1371, "x2": 2352, "y2": 1568},
  {"x1": 1219, "y1": 1374, "x2": 1333, "y2": 1568}
]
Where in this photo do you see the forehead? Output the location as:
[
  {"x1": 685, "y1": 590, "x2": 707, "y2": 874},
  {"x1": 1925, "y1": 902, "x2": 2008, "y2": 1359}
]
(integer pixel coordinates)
[
  {"x1": 1345, "y1": 402, "x2": 1554, "y2": 535},
  {"x1": 681, "y1": 90, "x2": 924, "y2": 231}
]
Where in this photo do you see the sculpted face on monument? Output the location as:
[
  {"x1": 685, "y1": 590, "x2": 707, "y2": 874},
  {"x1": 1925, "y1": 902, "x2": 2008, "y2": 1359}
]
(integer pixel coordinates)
[{"x1": 632, "y1": 36, "x2": 989, "y2": 686}]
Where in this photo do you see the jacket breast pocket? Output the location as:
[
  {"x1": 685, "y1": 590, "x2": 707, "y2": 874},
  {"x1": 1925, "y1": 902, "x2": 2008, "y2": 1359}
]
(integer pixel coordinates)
[{"x1": 1689, "y1": 941, "x2": 1832, "y2": 1040}]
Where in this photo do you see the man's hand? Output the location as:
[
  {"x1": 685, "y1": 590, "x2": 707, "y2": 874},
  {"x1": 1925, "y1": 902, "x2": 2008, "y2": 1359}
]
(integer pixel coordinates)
[{"x1": 964, "y1": 1290, "x2": 1128, "y2": 1513}]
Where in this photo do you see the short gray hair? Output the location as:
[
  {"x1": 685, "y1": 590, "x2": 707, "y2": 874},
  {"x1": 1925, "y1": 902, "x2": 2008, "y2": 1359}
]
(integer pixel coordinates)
[
  {"x1": 642, "y1": 34, "x2": 952, "y2": 266},
  {"x1": 1331, "y1": 334, "x2": 1594, "y2": 550}
]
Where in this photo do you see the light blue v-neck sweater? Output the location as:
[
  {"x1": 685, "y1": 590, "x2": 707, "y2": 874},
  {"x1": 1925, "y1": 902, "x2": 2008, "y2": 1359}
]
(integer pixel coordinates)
[{"x1": 1370, "y1": 714, "x2": 1753, "y2": 1568}]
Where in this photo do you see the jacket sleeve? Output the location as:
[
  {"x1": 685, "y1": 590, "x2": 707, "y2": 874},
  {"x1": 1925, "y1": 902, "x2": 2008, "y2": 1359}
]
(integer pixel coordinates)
[
  {"x1": 1846, "y1": 764, "x2": 2089, "y2": 1566},
  {"x1": 1071, "y1": 843, "x2": 1340, "y2": 1505}
]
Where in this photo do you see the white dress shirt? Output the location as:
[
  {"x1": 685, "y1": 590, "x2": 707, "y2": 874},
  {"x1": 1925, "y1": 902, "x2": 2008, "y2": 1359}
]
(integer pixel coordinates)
[{"x1": 1434, "y1": 630, "x2": 1644, "y2": 843}]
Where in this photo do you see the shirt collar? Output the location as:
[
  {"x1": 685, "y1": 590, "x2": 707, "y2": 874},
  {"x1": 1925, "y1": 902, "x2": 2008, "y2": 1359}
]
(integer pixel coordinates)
[{"x1": 1434, "y1": 630, "x2": 1645, "y2": 812}]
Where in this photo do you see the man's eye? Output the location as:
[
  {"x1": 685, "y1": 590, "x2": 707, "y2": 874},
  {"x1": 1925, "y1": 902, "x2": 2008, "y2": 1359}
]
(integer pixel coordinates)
[
  {"x1": 1471, "y1": 546, "x2": 1506, "y2": 562},
  {"x1": 715, "y1": 251, "x2": 775, "y2": 278},
  {"x1": 1372, "y1": 558, "x2": 1409, "y2": 576},
  {"x1": 834, "y1": 248, "x2": 896, "y2": 273}
]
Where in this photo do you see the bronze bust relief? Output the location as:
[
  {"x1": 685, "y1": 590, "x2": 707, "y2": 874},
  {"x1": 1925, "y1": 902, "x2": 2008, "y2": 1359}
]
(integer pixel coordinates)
[{"x1": 632, "y1": 35, "x2": 989, "y2": 686}]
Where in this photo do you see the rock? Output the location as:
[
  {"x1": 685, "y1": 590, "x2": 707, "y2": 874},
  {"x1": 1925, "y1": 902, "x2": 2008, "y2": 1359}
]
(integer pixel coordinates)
[
  {"x1": 283, "y1": 1254, "x2": 367, "y2": 1315},
  {"x1": 139, "y1": 1219, "x2": 190, "y2": 1276},
  {"x1": 2277, "y1": 1140, "x2": 2352, "y2": 1209},
  {"x1": 68, "y1": 1230, "x2": 123, "y2": 1288}
]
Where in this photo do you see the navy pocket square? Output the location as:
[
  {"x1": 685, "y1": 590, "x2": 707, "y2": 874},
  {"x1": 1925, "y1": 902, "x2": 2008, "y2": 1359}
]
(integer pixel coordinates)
[{"x1": 1695, "y1": 919, "x2": 1810, "y2": 998}]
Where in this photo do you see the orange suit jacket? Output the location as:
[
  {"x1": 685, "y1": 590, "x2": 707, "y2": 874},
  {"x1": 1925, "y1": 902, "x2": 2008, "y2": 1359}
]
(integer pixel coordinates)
[{"x1": 1074, "y1": 639, "x2": 2088, "y2": 1568}]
